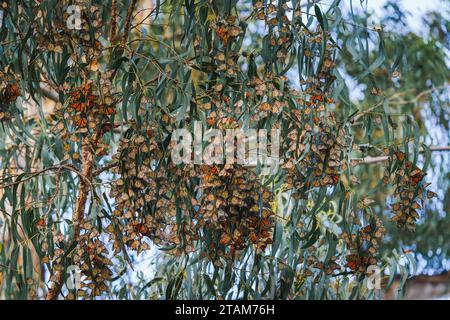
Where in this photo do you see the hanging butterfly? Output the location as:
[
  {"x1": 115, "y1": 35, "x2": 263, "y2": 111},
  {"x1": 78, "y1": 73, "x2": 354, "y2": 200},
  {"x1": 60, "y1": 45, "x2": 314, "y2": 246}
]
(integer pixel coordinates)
[
  {"x1": 410, "y1": 169, "x2": 425, "y2": 186},
  {"x1": 74, "y1": 115, "x2": 88, "y2": 127},
  {"x1": 206, "y1": 117, "x2": 216, "y2": 126},
  {"x1": 102, "y1": 104, "x2": 115, "y2": 115},
  {"x1": 330, "y1": 174, "x2": 340, "y2": 185},
  {"x1": 72, "y1": 101, "x2": 88, "y2": 113},
  {"x1": 70, "y1": 90, "x2": 81, "y2": 100},
  {"x1": 392, "y1": 202, "x2": 401, "y2": 211},
  {"x1": 311, "y1": 94, "x2": 323, "y2": 103},
  {"x1": 361, "y1": 225, "x2": 372, "y2": 234},
  {"x1": 136, "y1": 223, "x2": 150, "y2": 237},
  {"x1": 5, "y1": 83, "x2": 21, "y2": 102},
  {"x1": 80, "y1": 83, "x2": 92, "y2": 95},
  {"x1": 216, "y1": 25, "x2": 230, "y2": 44},
  {"x1": 36, "y1": 218, "x2": 46, "y2": 228},
  {"x1": 427, "y1": 190, "x2": 437, "y2": 199},
  {"x1": 345, "y1": 254, "x2": 361, "y2": 271},
  {"x1": 395, "y1": 150, "x2": 406, "y2": 161},
  {"x1": 219, "y1": 233, "x2": 231, "y2": 245}
]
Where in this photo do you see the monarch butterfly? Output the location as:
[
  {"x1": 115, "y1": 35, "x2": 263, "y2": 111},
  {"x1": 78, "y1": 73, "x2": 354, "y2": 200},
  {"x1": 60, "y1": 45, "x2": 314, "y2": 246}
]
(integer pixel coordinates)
[
  {"x1": 4, "y1": 83, "x2": 20, "y2": 102},
  {"x1": 80, "y1": 83, "x2": 92, "y2": 94},
  {"x1": 74, "y1": 116, "x2": 88, "y2": 127},
  {"x1": 216, "y1": 26, "x2": 229, "y2": 44},
  {"x1": 330, "y1": 174, "x2": 340, "y2": 185},
  {"x1": 209, "y1": 166, "x2": 219, "y2": 175},
  {"x1": 427, "y1": 190, "x2": 437, "y2": 199},
  {"x1": 36, "y1": 218, "x2": 46, "y2": 228},
  {"x1": 7, "y1": 83, "x2": 20, "y2": 97},
  {"x1": 346, "y1": 254, "x2": 361, "y2": 271},
  {"x1": 219, "y1": 233, "x2": 231, "y2": 245},
  {"x1": 70, "y1": 90, "x2": 81, "y2": 100},
  {"x1": 72, "y1": 101, "x2": 87, "y2": 113},
  {"x1": 395, "y1": 151, "x2": 406, "y2": 161},
  {"x1": 249, "y1": 232, "x2": 258, "y2": 243},
  {"x1": 137, "y1": 223, "x2": 150, "y2": 237},
  {"x1": 411, "y1": 169, "x2": 425, "y2": 186},
  {"x1": 102, "y1": 105, "x2": 115, "y2": 115},
  {"x1": 361, "y1": 225, "x2": 372, "y2": 234},
  {"x1": 9, "y1": 83, "x2": 20, "y2": 96},
  {"x1": 259, "y1": 219, "x2": 271, "y2": 228},
  {"x1": 346, "y1": 261, "x2": 358, "y2": 271},
  {"x1": 312, "y1": 94, "x2": 323, "y2": 102}
]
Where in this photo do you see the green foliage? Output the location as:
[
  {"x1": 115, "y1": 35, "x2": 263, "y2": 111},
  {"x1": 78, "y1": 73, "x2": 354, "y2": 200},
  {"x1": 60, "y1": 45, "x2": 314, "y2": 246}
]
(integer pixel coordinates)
[{"x1": 0, "y1": 0, "x2": 448, "y2": 300}]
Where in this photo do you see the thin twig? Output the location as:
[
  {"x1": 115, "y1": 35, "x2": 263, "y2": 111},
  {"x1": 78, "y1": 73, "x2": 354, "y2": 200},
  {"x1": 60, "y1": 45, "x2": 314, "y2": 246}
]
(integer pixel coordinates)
[
  {"x1": 122, "y1": 0, "x2": 138, "y2": 45},
  {"x1": 110, "y1": 0, "x2": 118, "y2": 42},
  {"x1": 357, "y1": 146, "x2": 450, "y2": 164},
  {"x1": 92, "y1": 162, "x2": 118, "y2": 177},
  {"x1": 46, "y1": 131, "x2": 104, "y2": 300}
]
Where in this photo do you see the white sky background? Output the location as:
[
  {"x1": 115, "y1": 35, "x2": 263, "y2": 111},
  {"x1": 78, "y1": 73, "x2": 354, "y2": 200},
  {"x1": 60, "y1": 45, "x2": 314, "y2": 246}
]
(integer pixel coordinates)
[{"x1": 367, "y1": 0, "x2": 447, "y2": 32}]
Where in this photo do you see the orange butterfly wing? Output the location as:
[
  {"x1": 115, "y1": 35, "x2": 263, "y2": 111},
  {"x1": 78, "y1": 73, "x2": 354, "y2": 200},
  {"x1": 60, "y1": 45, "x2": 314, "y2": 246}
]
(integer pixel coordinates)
[
  {"x1": 75, "y1": 117, "x2": 88, "y2": 127},
  {"x1": 72, "y1": 102, "x2": 87, "y2": 112}
]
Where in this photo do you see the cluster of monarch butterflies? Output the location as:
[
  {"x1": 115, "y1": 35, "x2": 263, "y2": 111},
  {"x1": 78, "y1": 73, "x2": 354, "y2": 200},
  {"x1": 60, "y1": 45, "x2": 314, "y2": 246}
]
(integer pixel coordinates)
[
  {"x1": 0, "y1": 76, "x2": 20, "y2": 121},
  {"x1": 344, "y1": 216, "x2": 386, "y2": 273},
  {"x1": 109, "y1": 120, "x2": 275, "y2": 266},
  {"x1": 108, "y1": 2, "x2": 362, "y2": 278},
  {"x1": 67, "y1": 81, "x2": 115, "y2": 131},
  {"x1": 69, "y1": 83, "x2": 98, "y2": 127},
  {"x1": 284, "y1": 112, "x2": 349, "y2": 199},
  {"x1": 386, "y1": 149, "x2": 437, "y2": 231},
  {"x1": 70, "y1": 231, "x2": 113, "y2": 299},
  {"x1": 13, "y1": 0, "x2": 438, "y2": 300},
  {"x1": 196, "y1": 164, "x2": 274, "y2": 264},
  {"x1": 252, "y1": 0, "x2": 293, "y2": 66},
  {"x1": 297, "y1": 30, "x2": 336, "y2": 114},
  {"x1": 33, "y1": 0, "x2": 103, "y2": 68},
  {"x1": 279, "y1": 19, "x2": 344, "y2": 198},
  {"x1": 294, "y1": 245, "x2": 342, "y2": 288},
  {"x1": 212, "y1": 15, "x2": 243, "y2": 46},
  {"x1": 47, "y1": 225, "x2": 113, "y2": 299},
  {"x1": 110, "y1": 123, "x2": 193, "y2": 255},
  {"x1": 192, "y1": 4, "x2": 295, "y2": 128}
]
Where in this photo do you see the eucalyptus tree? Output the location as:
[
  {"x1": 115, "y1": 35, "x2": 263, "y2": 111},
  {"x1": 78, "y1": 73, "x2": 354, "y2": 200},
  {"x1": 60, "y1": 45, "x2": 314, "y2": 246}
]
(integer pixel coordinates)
[{"x1": 0, "y1": 0, "x2": 447, "y2": 300}]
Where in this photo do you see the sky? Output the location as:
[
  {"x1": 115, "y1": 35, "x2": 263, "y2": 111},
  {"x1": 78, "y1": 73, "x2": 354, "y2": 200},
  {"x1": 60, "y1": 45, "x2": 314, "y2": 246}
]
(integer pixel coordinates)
[{"x1": 367, "y1": 0, "x2": 447, "y2": 32}]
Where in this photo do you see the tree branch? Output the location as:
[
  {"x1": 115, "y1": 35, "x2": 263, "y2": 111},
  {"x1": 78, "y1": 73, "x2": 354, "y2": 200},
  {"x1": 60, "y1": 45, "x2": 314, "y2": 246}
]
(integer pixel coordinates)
[
  {"x1": 110, "y1": 0, "x2": 118, "y2": 42},
  {"x1": 45, "y1": 133, "x2": 99, "y2": 300},
  {"x1": 39, "y1": 82, "x2": 59, "y2": 102},
  {"x1": 122, "y1": 0, "x2": 138, "y2": 45},
  {"x1": 357, "y1": 146, "x2": 450, "y2": 164},
  {"x1": 92, "y1": 162, "x2": 118, "y2": 177}
]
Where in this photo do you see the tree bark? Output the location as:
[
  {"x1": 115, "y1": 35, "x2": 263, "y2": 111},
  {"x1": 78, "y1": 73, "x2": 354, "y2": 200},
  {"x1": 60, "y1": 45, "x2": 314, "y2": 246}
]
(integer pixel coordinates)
[{"x1": 45, "y1": 136, "x2": 95, "y2": 300}]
